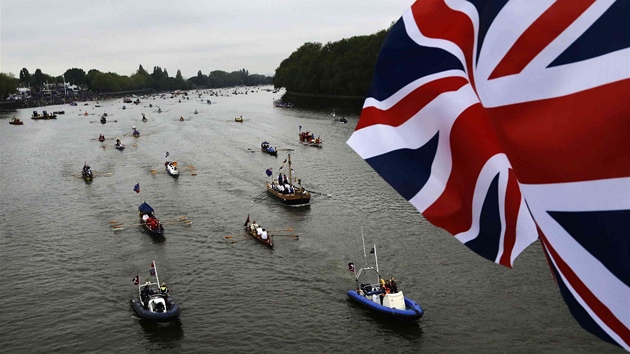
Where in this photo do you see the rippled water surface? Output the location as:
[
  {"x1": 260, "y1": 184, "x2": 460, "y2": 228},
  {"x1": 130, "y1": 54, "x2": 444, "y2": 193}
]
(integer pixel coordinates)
[{"x1": 0, "y1": 89, "x2": 620, "y2": 353}]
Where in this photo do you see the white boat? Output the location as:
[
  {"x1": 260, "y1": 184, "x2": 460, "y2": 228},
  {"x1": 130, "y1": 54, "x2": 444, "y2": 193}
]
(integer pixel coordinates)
[{"x1": 165, "y1": 161, "x2": 179, "y2": 178}]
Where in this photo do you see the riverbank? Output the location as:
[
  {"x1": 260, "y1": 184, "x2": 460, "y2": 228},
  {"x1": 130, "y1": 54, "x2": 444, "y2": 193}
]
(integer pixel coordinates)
[{"x1": 281, "y1": 91, "x2": 365, "y2": 114}]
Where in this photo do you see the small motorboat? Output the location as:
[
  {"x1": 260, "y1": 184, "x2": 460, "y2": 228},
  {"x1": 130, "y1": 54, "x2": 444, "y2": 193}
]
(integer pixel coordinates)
[
  {"x1": 333, "y1": 117, "x2": 348, "y2": 124},
  {"x1": 115, "y1": 139, "x2": 125, "y2": 150},
  {"x1": 261, "y1": 141, "x2": 277, "y2": 156},
  {"x1": 299, "y1": 130, "x2": 322, "y2": 148},
  {"x1": 138, "y1": 202, "x2": 164, "y2": 237},
  {"x1": 165, "y1": 161, "x2": 179, "y2": 178},
  {"x1": 243, "y1": 218, "x2": 274, "y2": 248},
  {"x1": 347, "y1": 243, "x2": 424, "y2": 322},
  {"x1": 130, "y1": 260, "x2": 180, "y2": 321},
  {"x1": 98, "y1": 134, "x2": 105, "y2": 142},
  {"x1": 9, "y1": 117, "x2": 23, "y2": 125}
]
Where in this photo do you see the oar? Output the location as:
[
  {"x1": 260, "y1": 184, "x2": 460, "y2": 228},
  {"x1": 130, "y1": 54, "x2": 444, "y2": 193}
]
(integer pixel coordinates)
[
  {"x1": 268, "y1": 228, "x2": 293, "y2": 232},
  {"x1": 305, "y1": 189, "x2": 332, "y2": 197},
  {"x1": 272, "y1": 234, "x2": 299, "y2": 238}
]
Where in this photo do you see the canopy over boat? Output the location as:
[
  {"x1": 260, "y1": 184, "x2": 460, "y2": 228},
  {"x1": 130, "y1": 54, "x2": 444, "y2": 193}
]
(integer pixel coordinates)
[{"x1": 139, "y1": 202, "x2": 155, "y2": 214}]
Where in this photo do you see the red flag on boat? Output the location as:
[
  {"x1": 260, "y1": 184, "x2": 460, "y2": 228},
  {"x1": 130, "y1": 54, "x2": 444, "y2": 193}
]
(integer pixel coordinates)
[
  {"x1": 244, "y1": 214, "x2": 250, "y2": 226},
  {"x1": 132, "y1": 275, "x2": 139, "y2": 285}
]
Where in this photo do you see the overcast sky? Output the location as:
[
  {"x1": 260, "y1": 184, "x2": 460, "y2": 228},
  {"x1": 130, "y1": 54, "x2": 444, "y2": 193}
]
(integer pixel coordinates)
[{"x1": 1, "y1": 0, "x2": 414, "y2": 79}]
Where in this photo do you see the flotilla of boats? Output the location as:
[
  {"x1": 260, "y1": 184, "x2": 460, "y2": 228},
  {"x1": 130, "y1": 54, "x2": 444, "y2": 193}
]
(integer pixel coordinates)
[{"x1": 22, "y1": 90, "x2": 423, "y2": 325}]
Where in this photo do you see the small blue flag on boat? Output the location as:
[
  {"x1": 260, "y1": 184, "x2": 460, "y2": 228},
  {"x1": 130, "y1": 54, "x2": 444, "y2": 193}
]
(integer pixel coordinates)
[
  {"x1": 132, "y1": 275, "x2": 139, "y2": 285},
  {"x1": 370, "y1": 247, "x2": 375, "y2": 254},
  {"x1": 133, "y1": 183, "x2": 140, "y2": 193},
  {"x1": 348, "y1": 262, "x2": 355, "y2": 272},
  {"x1": 265, "y1": 168, "x2": 273, "y2": 177},
  {"x1": 165, "y1": 152, "x2": 169, "y2": 158}
]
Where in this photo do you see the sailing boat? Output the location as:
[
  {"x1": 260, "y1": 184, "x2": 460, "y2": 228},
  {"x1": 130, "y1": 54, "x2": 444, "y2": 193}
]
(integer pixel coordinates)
[{"x1": 265, "y1": 154, "x2": 310, "y2": 206}]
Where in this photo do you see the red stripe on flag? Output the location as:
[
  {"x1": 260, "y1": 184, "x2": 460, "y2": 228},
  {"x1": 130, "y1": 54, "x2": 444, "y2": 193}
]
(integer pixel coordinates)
[
  {"x1": 424, "y1": 103, "x2": 504, "y2": 234},
  {"x1": 499, "y1": 169, "x2": 521, "y2": 268},
  {"x1": 539, "y1": 231, "x2": 630, "y2": 347},
  {"x1": 357, "y1": 77, "x2": 467, "y2": 130},
  {"x1": 411, "y1": 0, "x2": 476, "y2": 90},
  {"x1": 487, "y1": 79, "x2": 630, "y2": 184},
  {"x1": 489, "y1": 0, "x2": 595, "y2": 79}
]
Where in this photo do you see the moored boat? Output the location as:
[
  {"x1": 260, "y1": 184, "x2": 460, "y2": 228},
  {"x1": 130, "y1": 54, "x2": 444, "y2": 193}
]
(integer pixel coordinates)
[
  {"x1": 243, "y1": 217, "x2": 273, "y2": 248},
  {"x1": 299, "y1": 130, "x2": 322, "y2": 147},
  {"x1": 130, "y1": 260, "x2": 180, "y2": 321},
  {"x1": 265, "y1": 154, "x2": 311, "y2": 206},
  {"x1": 138, "y1": 202, "x2": 164, "y2": 237},
  {"x1": 9, "y1": 117, "x2": 23, "y2": 125},
  {"x1": 261, "y1": 141, "x2": 277, "y2": 156},
  {"x1": 165, "y1": 161, "x2": 179, "y2": 178},
  {"x1": 123, "y1": 97, "x2": 133, "y2": 103},
  {"x1": 347, "y1": 243, "x2": 424, "y2": 322}
]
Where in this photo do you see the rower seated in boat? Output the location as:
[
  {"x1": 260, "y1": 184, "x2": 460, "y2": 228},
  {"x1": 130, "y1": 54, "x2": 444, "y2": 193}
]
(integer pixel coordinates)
[{"x1": 261, "y1": 229, "x2": 268, "y2": 240}]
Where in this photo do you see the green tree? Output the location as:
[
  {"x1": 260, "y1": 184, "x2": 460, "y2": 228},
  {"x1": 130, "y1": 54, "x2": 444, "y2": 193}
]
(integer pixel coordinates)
[
  {"x1": 0, "y1": 73, "x2": 18, "y2": 99},
  {"x1": 63, "y1": 68, "x2": 86, "y2": 85},
  {"x1": 19, "y1": 68, "x2": 31, "y2": 85}
]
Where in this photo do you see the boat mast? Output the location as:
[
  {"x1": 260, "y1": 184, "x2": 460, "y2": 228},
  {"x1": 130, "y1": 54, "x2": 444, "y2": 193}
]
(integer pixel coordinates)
[
  {"x1": 361, "y1": 226, "x2": 368, "y2": 265},
  {"x1": 152, "y1": 259, "x2": 161, "y2": 286},
  {"x1": 288, "y1": 153, "x2": 293, "y2": 187},
  {"x1": 373, "y1": 245, "x2": 379, "y2": 273}
]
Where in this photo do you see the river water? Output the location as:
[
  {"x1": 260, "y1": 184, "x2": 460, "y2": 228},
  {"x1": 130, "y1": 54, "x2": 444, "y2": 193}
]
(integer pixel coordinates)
[{"x1": 0, "y1": 89, "x2": 620, "y2": 353}]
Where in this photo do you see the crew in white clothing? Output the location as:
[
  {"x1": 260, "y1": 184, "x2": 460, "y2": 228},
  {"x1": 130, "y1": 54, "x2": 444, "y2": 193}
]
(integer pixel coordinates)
[
  {"x1": 256, "y1": 227, "x2": 263, "y2": 236},
  {"x1": 261, "y1": 229, "x2": 268, "y2": 240}
]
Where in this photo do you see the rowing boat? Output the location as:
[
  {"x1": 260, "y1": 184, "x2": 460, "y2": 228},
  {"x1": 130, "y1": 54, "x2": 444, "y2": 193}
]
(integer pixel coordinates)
[
  {"x1": 243, "y1": 217, "x2": 273, "y2": 248},
  {"x1": 138, "y1": 202, "x2": 164, "y2": 237}
]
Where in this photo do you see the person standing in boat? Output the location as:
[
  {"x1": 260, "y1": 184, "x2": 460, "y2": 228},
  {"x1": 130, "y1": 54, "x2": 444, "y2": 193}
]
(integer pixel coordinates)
[
  {"x1": 389, "y1": 277, "x2": 398, "y2": 293},
  {"x1": 141, "y1": 285, "x2": 150, "y2": 308},
  {"x1": 160, "y1": 282, "x2": 169, "y2": 295}
]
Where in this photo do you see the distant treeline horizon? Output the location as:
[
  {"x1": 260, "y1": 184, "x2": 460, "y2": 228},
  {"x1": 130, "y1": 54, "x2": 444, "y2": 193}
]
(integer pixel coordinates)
[
  {"x1": 0, "y1": 25, "x2": 391, "y2": 101},
  {"x1": 0, "y1": 65, "x2": 273, "y2": 99}
]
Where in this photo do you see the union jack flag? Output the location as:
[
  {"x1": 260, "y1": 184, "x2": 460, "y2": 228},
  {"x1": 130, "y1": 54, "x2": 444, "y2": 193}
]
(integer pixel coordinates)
[{"x1": 347, "y1": 0, "x2": 629, "y2": 349}]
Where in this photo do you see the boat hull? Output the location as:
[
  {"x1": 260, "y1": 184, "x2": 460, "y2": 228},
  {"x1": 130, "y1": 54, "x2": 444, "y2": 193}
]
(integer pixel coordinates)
[
  {"x1": 141, "y1": 221, "x2": 164, "y2": 237},
  {"x1": 116, "y1": 145, "x2": 125, "y2": 150},
  {"x1": 347, "y1": 290, "x2": 423, "y2": 322},
  {"x1": 261, "y1": 147, "x2": 277, "y2": 156},
  {"x1": 130, "y1": 298, "x2": 180, "y2": 321},
  {"x1": 266, "y1": 182, "x2": 310, "y2": 205},
  {"x1": 244, "y1": 225, "x2": 273, "y2": 248}
]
